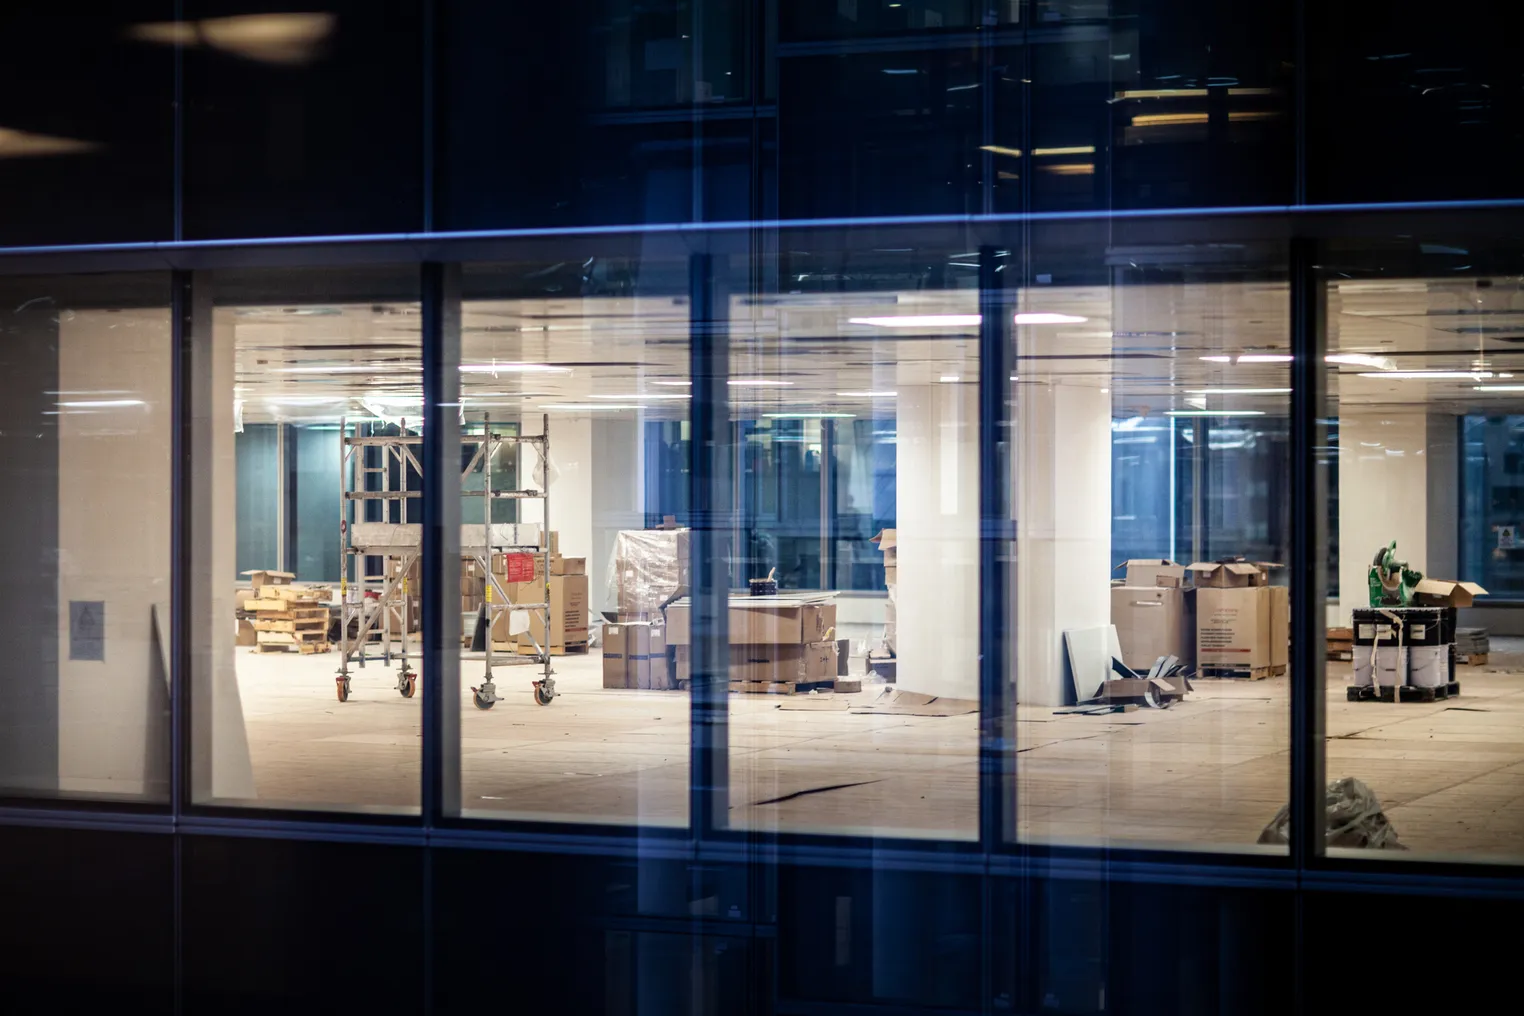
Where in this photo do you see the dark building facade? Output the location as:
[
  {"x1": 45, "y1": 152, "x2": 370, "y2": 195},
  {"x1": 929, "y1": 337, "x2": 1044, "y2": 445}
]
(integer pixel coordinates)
[{"x1": 2, "y1": 4, "x2": 1524, "y2": 1014}]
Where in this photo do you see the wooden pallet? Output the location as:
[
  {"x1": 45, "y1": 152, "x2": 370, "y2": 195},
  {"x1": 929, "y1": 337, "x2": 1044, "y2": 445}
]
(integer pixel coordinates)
[
  {"x1": 1348, "y1": 681, "x2": 1461, "y2": 702},
  {"x1": 1458, "y1": 652, "x2": 1489, "y2": 666},
  {"x1": 729, "y1": 677, "x2": 864, "y2": 696},
  {"x1": 1327, "y1": 649, "x2": 1353, "y2": 662},
  {"x1": 256, "y1": 640, "x2": 330, "y2": 655},
  {"x1": 1199, "y1": 665, "x2": 1272, "y2": 680}
]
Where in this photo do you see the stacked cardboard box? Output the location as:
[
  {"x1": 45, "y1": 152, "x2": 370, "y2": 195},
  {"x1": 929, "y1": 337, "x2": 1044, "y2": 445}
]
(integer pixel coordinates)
[
  {"x1": 667, "y1": 596, "x2": 838, "y2": 693},
  {"x1": 1188, "y1": 559, "x2": 1288, "y2": 678},
  {"x1": 1326, "y1": 627, "x2": 1354, "y2": 661},
  {"x1": 1110, "y1": 559, "x2": 1196, "y2": 672},
  {"x1": 872, "y1": 529, "x2": 897, "y2": 654},
  {"x1": 602, "y1": 621, "x2": 672, "y2": 689}
]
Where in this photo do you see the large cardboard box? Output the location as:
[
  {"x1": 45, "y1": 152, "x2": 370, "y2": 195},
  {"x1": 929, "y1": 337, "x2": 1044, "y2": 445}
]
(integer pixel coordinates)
[
  {"x1": 1110, "y1": 585, "x2": 1196, "y2": 670},
  {"x1": 872, "y1": 528, "x2": 897, "y2": 565},
  {"x1": 1188, "y1": 560, "x2": 1272, "y2": 588},
  {"x1": 673, "y1": 641, "x2": 837, "y2": 684},
  {"x1": 1117, "y1": 559, "x2": 1190, "y2": 588},
  {"x1": 1196, "y1": 586, "x2": 1272, "y2": 669},
  {"x1": 494, "y1": 573, "x2": 589, "y2": 648},
  {"x1": 1269, "y1": 585, "x2": 1289, "y2": 669},
  {"x1": 603, "y1": 623, "x2": 632, "y2": 688},
  {"x1": 665, "y1": 599, "x2": 836, "y2": 645},
  {"x1": 631, "y1": 625, "x2": 671, "y2": 690},
  {"x1": 241, "y1": 569, "x2": 295, "y2": 593}
]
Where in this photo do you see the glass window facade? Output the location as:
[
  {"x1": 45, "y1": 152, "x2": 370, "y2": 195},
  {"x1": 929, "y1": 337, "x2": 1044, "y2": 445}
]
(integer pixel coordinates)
[{"x1": 6, "y1": 5, "x2": 1524, "y2": 1012}]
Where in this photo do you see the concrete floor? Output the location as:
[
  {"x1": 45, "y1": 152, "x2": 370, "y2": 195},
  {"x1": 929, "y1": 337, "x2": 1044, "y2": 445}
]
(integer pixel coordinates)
[{"x1": 234, "y1": 641, "x2": 1524, "y2": 858}]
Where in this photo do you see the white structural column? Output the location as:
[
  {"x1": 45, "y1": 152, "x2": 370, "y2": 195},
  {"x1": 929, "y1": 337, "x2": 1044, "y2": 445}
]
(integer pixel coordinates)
[
  {"x1": 56, "y1": 310, "x2": 173, "y2": 797},
  {"x1": 1015, "y1": 379, "x2": 1113, "y2": 707},
  {"x1": 199, "y1": 307, "x2": 256, "y2": 800},
  {"x1": 1336, "y1": 409, "x2": 1460, "y2": 623},
  {"x1": 590, "y1": 416, "x2": 647, "y2": 617},
  {"x1": 894, "y1": 381, "x2": 980, "y2": 699}
]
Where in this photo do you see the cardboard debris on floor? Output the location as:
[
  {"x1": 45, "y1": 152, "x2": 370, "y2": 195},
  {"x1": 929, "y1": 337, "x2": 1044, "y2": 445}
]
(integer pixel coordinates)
[{"x1": 848, "y1": 688, "x2": 978, "y2": 716}]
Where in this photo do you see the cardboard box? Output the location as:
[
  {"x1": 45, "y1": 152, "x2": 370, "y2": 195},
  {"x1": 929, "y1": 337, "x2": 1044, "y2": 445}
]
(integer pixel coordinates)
[
  {"x1": 494, "y1": 573, "x2": 590, "y2": 648},
  {"x1": 1413, "y1": 578, "x2": 1488, "y2": 608},
  {"x1": 1116, "y1": 559, "x2": 1189, "y2": 588},
  {"x1": 241, "y1": 569, "x2": 295, "y2": 592},
  {"x1": 1187, "y1": 560, "x2": 1275, "y2": 588},
  {"x1": 673, "y1": 641, "x2": 837, "y2": 684},
  {"x1": 1269, "y1": 585, "x2": 1289, "y2": 669},
  {"x1": 603, "y1": 623, "x2": 631, "y2": 688},
  {"x1": 632, "y1": 625, "x2": 671, "y2": 690},
  {"x1": 664, "y1": 599, "x2": 836, "y2": 645},
  {"x1": 872, "y1": 528, "x2": 897, "y2": 565},
  {"x1": 1196, "y1": 586, "x2": 1272, "y2": 669},
  {"x1": 1110, "y1": 585, "x2": 1196, "y2": 670}
]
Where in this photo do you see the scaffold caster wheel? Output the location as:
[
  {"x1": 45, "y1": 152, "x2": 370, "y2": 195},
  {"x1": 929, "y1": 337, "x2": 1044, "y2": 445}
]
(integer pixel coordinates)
[
  {"x1": 399, "y1": 672, "x2": 416, "y2": 699},
  {"x1": 471, "y1": 682, "x2": 497, "y2": 710},
  {"x1": 336, "y1": 677, "x2": 351, "y2": 703},
  {"x1": 533, "y1": 682, "x2": 554, "y2": 706}
]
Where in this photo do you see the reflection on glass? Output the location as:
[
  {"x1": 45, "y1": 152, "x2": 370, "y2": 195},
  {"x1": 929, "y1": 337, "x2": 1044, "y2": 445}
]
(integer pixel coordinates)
[
  {"x1": 725, "y1": 283, "x2": 981, "y2": 839},
  {"x1": 1326, "y1": 267, "x2": 1524, "y2": 862},
  {"x1": 196, "y1": 270, "x2": 422, "y2": 812},
  {"x1": 1015, "y1": 269, "x2": 1291, "y2": 853},
  {"x1": 0, "y1": 275, "x2": 171, "y2": 802},
  {"x1": 451, "y1": 261, "x2": 692, "y2": 826}
]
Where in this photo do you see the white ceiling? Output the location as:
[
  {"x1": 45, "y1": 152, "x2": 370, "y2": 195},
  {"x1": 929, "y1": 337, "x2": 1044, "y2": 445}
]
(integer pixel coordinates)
[{"x1": 224, "y1": 276, "x2": 1524, "y2": 426}]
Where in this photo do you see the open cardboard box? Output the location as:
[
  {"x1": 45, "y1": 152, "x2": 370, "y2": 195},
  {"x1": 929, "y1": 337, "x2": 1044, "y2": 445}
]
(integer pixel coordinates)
[
  {"x1": 1116, "y1": 558, "x2": 1189, "y2": 588},
  {"x1": 1413, "y1": 578, "x2": 1488, "y2": 608}
]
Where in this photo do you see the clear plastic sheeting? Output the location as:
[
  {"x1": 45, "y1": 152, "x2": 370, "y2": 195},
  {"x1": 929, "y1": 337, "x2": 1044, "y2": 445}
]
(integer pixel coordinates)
[
  {"x1": 1258, "y1": 776, "x2": 1406, "y2": 850},
  {"x1": 605, "y1": 528, "x2": 690, "y2": 620}
]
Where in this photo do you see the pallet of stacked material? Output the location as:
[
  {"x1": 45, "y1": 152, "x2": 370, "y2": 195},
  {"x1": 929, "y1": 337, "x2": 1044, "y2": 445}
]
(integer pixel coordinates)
[
  {"x1": 249, "y1": 589, "x2": 330, "y2": 654},
  {"x1": 1326, "y1": 626, "x2": 1354, "y2": 661},
  {"x1": 1455, "y1": 627, "x2": 1490, "y2": 664}
]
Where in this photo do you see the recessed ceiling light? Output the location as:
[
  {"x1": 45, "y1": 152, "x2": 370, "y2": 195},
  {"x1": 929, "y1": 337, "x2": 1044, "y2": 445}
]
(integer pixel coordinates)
[
  {"x1": 1165, "y1": 410, "x2": 1267, "y2": 417},
  {"x1": 1184, "y1": 388, "x2": 1292, "y2": 395},
  {"x1": 1326, "y1": 353, "x2": 1396, "y2": 370},
  {"x1": 459, "y1": 363, "x2": 570, "y2": 374},
  {"x1": 849, "y1": 315, "x2": 981, "y2": 328},
  {"x1": 1358, "y1": 371, "x2": 1493, "y2": 380},
  {"x1": 939, "y1": 376, "x2": 960, "y2": 383},
  {"x1": 588, "y1": 393, "x2": 691, "y2": 400},
  {"x1": 1014, "y1": 312, "x2": 1089, "y2": 325},
  {"x1": 763, "y1": 412, "x2": 856, "y2": 419}
]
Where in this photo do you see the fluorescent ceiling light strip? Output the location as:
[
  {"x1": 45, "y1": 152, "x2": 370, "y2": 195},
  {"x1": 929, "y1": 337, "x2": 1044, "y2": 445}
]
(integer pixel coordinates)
[
  {"x1": 1236, "y1": 354, "x2": 1293, "y2": 363},
  {"x1": 763, "y1": 413, "x2": 856, "y2": 419},
  {"x1": 459, "y1": 363, "x2": 569, "y2": 374},
  {"x1": 277, "y1": 365, "x2": 421, "y2": 374},
  {"x1": 1326, "y1": 353, "x2": 1396, "y2": 370},
  {"x1": 1184, "y1": 388, "x2": 1291, "y2": 395},
  {"x1": 1358, "y1": 371, "x2": 1493, "y2": 379},
  {"x1": 55, "y1": 399, "x2": 145, "y2": 408},
  {"x1": 588, "y1": 393, "x2": 691, "y2": 400},
  {"x1": 836, "y1": 391, "x2": 897, "y2": 397},
  {"x1": 1474, "y1": 386, "x2": 1524, "y2": 391},
  {"x1": 728, "y1": 379, "x2": 793, "y2": 387},
  {"x1": 1165, "y1": 410, "x2": 1266, "y2": 417},
  {"x1": 849, "y1": 312, "x2": 1087, "y2": 327}
]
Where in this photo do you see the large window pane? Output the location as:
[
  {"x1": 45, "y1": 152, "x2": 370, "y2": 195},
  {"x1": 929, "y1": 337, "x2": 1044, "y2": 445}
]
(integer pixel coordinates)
[
  {"x1": 1014, "y1": 230, "x2": 1291, "y2": 852},
  {"x1": 0, "y1": 273, "x2": 171, "y2": 802},
  {"x1": 720, "y1": 243, "x2": 981, "y2": 839},
  {"x1": 449, "y1": 256, "x2": 692, "y2": 827},
  {"x1": 1323, "y1": 224, "x2": 1524, "y2": 862},
  {"x1": 194, "y1": 267, "x2": 422, "y2": 813}
]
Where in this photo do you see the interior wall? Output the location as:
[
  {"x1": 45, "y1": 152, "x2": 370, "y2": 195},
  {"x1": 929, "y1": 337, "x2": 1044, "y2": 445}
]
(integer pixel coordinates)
[
  {"x1": 55, "y1": 310, "x2": 172, "y2": 797},
  {"x1": 0, "y1": 301, "x2": 59, "y2": 793},
  {"x1": 895, "y1": 383, "x2": 979, "y2": 699},
  {"x1": 1017, "y1": 382, "x2": 1113, "y2": 707},
  {"x1": 591, "y1": 416, "x2": 646, "y2": 617},
  {"x1": 1337, "y1": 411, "x2": 1430, "y2": 624},
  {"x1": 521, "y1": 414, "x2": 593, "y2": 562}
]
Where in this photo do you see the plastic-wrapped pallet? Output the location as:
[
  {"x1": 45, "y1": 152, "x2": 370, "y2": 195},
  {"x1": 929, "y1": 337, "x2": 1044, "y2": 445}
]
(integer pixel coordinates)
[
  {"x1": 1456, "y1": 627, "x2": 1490, "y2": 657},
  {"x1": 606, "y1": 528, "x2": 690, "y2": 620}
]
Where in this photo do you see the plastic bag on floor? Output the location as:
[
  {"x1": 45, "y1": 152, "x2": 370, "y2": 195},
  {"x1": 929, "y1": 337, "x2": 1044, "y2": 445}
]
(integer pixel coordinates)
[{"x1": 1257, "y1": 776, "x2": 1406, "y2": 849}]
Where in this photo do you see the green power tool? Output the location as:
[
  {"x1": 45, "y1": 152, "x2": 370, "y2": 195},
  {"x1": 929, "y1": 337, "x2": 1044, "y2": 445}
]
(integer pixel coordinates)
[{"x1": 1368, "y1": 540, "x2": 1423, "y2": 607}]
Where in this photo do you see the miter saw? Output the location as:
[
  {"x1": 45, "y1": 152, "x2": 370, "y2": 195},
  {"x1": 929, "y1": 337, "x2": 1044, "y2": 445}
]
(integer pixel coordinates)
[{"x1": 1368, "y1": 540, "x2": 1423, "y2": 607}]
